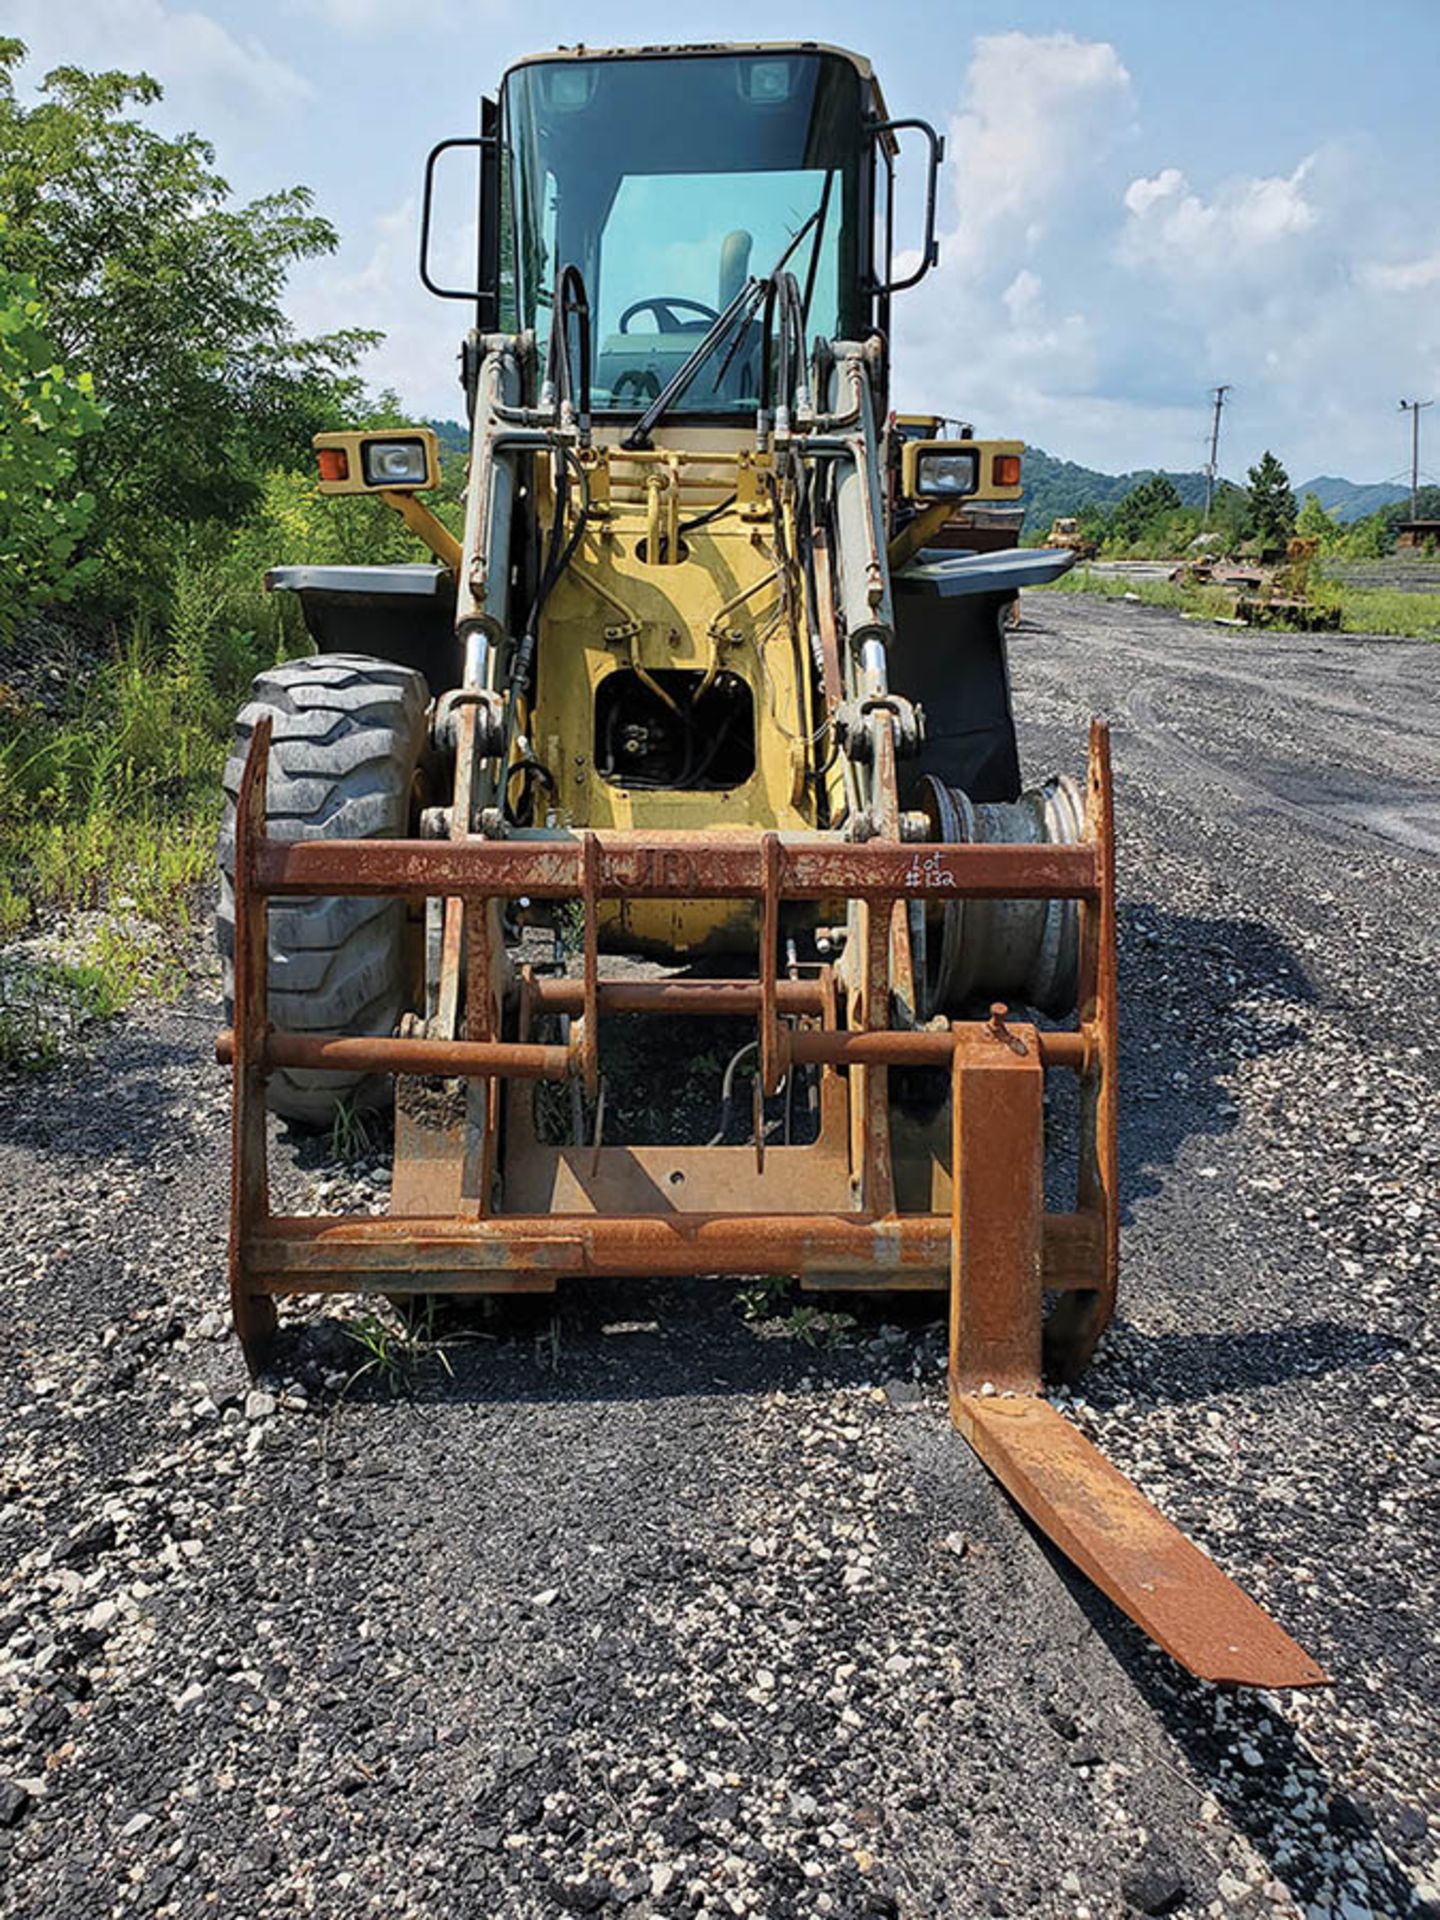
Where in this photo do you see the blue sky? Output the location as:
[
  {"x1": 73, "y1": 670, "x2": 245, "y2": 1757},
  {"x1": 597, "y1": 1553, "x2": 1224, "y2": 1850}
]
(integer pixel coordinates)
[{"x1": 10, "y1": 0, "x2": 1440, "y2": 485}]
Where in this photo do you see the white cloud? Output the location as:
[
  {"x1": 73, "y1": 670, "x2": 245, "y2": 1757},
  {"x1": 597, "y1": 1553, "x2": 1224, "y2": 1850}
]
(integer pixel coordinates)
[
  {"x1": 1365, "y1": 251, "x2": 1440, "y2": 293},
  {"x1": 1119, "y1": 159, "x2": 1320, "y2": 278},
  {"x1": 942, "y1": 31, "x2": 1134, "y2": 270},
  {"x1": 6, "y1": 0, "x2": 310, "y2": 113},
  {"x1": 1002, "y1": 269, "x2": 1043, "y2": 323},
  {"x1": 286, "y1": 193, "x2": 475, "y2": 418},
  {"x1": 891, "y1": 30, "x2": 1440, "y2": 479},
  {"x1": 893, "y1": 32, "x2": 1138, "y2": 453},
  {"x1": 1122, "y1": 168, "x2": 1185, "y2": 219}
]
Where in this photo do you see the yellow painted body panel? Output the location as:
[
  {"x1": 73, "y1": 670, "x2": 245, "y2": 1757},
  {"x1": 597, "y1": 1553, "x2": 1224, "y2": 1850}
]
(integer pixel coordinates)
[{"x1": 529, "y1": 446, "x2": 819, "y2": 954}]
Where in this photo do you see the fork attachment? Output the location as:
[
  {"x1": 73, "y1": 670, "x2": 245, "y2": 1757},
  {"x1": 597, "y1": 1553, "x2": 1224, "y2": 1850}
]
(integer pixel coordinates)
[{"x1": 220, "y1": 717, "x2": 1325, "y2": 1688}]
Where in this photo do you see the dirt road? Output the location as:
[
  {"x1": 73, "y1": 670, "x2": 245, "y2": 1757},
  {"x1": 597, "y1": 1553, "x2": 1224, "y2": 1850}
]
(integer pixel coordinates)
[{"x1": 1, "y1": 595, "x2": 1436, "y2": 1919}]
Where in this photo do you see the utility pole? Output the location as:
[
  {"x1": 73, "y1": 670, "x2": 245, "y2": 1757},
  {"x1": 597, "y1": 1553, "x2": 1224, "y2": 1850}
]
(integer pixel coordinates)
[
  {"x1": 1204, "y1": 384, "x2": 1231, "y2": 523},
  {"x1": 1399, "y1": 399, "x2": 1432, "y2": 518}
]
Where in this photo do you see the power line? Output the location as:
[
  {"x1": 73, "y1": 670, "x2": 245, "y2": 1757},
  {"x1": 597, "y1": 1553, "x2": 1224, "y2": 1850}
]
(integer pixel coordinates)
[
  {"x1": 1399, "y1": 398, "x2": 1433, "y2": 518},
  {"x1": 1203, "y1": 384, "x2": 1231, "y2": 523}
]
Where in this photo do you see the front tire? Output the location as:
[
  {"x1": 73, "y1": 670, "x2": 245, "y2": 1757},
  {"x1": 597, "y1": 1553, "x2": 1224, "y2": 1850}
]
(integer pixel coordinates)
[{"x1": 216, "y1": 654, "x2": 430, "y2": 1127}]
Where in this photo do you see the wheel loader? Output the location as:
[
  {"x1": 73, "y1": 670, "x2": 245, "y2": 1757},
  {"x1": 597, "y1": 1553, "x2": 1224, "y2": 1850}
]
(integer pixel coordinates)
[
  {"x1": 1043, "y1": 516, "x2": 1098, "y2": 560},
  {"x1": 217, "y1": 41, "x2": 1324, "y2": 1689}
]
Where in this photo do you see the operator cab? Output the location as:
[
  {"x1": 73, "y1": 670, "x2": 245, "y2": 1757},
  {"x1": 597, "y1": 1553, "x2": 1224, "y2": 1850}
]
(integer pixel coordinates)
[
  {"x1": 423, "y1": 44, "x2": 941, "y2": 422},
  {"x1": 503, "y1": 48, "x2": 870, "y2": 416}
]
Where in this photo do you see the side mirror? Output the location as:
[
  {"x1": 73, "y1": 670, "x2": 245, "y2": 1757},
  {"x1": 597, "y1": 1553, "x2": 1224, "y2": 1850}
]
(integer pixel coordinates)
[{"x1": 871, "y1": 117, "x2": 944, "y2": 295}]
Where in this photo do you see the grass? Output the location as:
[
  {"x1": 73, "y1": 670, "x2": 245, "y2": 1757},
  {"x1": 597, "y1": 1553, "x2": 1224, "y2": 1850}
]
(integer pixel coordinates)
[
  {"x1": 328, "y1": 1095, "x2": 377, "y2": 1164},
  {"x1": 735, "y1": 1276, "x2": 858, "y2": 1347},
  {"x1": 737, "y1": 1274, "x2": 792, "y2": 1322},
  {"x1": 0, "y1": 952, "x2": 126, "y2": 1071},
  {"x1": 343, "y1": 1299, "x2": 455, "y2": 1395},
  {"x1": 0, "y1": 555, "x2": 296, "y2": 1030},
  {"x1": 1045, "y1": 568, "x2": 1240, "y2": 621},
  {"x1": 0, "y1": 463, "x2": 455, "y2": 1049},
  {"x1": 1312, "y1": 580, "x2": 1440, "y2": 640},
  {"x1": 1047, "y1": 563, "x2": 1440, "y2": 639}
]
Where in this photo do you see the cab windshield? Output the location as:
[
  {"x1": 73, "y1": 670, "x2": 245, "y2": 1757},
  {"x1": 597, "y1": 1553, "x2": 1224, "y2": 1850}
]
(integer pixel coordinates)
[{"x1": 501, "y1": 51, "x2": 865, "y2": 415}]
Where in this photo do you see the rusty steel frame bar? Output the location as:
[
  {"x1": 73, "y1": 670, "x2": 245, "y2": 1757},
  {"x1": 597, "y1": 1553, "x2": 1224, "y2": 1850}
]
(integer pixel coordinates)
[
  {"x1": 215, "y1": 1029, "x2": 569, "y2": 1079},
  {"x1": 789, "y1": 1027, "x2": 1088, "y2": 1071},
  {"x1": 527, "y1": 978, "x2": 1090, "y2": 1070},
  {"x1": 1043, "y1": 718, "x2": 1120, "y2": 1381},
  {"x1": 529, "y1": 977, "x2": 827, "y2": 1018},
  {"x1": 249, "y1": 1211, "x2": 954, "y2": 1285},
  {"x1": 252, "y1": 834, "x2": 1099, "y2": 903},
  {"x1": 948, "y1": 1021, "x2": 1045, "y2": 1396},
  {"x1": 243, "y1": 1209, "x2": 1101, "y2": 1292},
  {"x1": 214, "y1": 1017, "x2": 1091, "y2": 1079},
  {"x1": 228, "y1": 721, "x2": 278, "y2": 1361}
]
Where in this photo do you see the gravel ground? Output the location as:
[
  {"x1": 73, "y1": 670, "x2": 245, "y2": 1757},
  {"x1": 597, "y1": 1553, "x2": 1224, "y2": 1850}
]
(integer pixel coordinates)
[{"x1": 1, "y1": 595, "x2": 1437, "y2": 1920}]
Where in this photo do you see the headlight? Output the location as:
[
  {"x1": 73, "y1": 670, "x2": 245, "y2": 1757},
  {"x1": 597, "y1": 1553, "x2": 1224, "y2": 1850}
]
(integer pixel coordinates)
[
  {"x1": 313, "y1": 426, "x2": 440, "y2": 495},
  {"x1": 361, "y1": 438, "x2": 430, "y2": 487},
  {"x1": 913, "y1": 450, "x2": 978, "y2": 498}
]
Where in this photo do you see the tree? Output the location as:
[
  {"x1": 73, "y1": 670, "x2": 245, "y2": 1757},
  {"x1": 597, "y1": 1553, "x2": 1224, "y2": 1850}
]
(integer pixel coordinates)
[
  {"x1": 0, "y1": 264, "x2": 102, "y2": 636},
  {"x1": 1337, "y1": 510, "x2": 1391, "y2": 559},
  {"x1": 1246, "y1": 451, "x2": 1297, "y2": 552},
  {"x1": 1296, "y1": 491, "x2": 1340, "y2": 547},
  {"x1": 1108, "y1": 472, "x2": 1183, "y2": 547},
  {"x1": 0, "y1": 41, "x2": 379, "y2": 594}
]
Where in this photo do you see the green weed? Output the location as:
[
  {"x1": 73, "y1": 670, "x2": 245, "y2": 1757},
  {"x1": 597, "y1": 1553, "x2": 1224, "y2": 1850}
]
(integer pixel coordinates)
[
  {"x1": 734, "y1": 1278, "x2": 857, "y2": 1348},
  {"x1": 0, "y1": 1008, "x2": 60, "y2": 1073},
  {"x1": 328, "y1": 1096, "x2": 376, "y2": 1164},
  {"x1": 1044, "y1": 568, "x2": 1236, "y2": 621},
  {"x1": 343, "y1": 1298, "x2": 454, "y2": 1395},
  {"x1": 1315, "y1": 582, "x2": 1440, "y2": 640},
  {"x1": 536, "y1": 1313, "x2": 563, "y2": 1373},
  {"x1": 0, "y1": 953, "x2": 121, "y2": 1071},
  {"x1": 0, "y1": 454, "x2": 464, "y2": 1063},
  {"x1": 0, "y1": 875, "x2": 30, "y2": 940},
  {"x1": 737, "y1": 1274, "x2": 792, "y2": 1322},
  {"x1": 781, "y1": 1304, "x2": 858, "y2": 1349}
]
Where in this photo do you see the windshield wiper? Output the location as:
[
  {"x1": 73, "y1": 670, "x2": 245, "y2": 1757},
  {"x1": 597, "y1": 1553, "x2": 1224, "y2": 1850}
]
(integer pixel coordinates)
[
  {"x1": 622, "y1": 201, "x2": 828, "y2": 450},
  {"x1": 622, "y1": 278, "x2": 761, "y2": 451}
]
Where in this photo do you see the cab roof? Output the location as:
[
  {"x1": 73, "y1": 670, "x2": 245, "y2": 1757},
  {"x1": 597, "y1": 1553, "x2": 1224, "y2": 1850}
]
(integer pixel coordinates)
[
  {"x1": 505, "y1": 41, "x2": 876, "y2": 79},
  {"x1": 502, "y1": 41, "x2": 887, "y2": 117}
]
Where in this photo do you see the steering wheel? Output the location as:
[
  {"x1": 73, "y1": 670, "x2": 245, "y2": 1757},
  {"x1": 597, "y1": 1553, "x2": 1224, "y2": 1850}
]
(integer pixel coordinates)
[{"x1": 618, "y1": 296, "x2": 720, "y2": 334}]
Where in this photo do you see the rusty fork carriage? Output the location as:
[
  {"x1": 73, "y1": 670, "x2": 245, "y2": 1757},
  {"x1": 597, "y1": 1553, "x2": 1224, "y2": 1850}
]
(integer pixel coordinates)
[{"x1": 219, "y1": 715, "x2": 1325, "y2": 1691}]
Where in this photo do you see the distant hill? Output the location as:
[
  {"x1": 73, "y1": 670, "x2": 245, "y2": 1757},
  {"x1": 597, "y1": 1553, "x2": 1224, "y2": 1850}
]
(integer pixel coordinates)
[
  {"x1": 1019, "y1": 448, "x2": 1208, "y2": 527},
  {"x1": 1019, "y1": 447, "x2": 1406, "y2": 527},
  {"x1": 1292, "y1": 475, "x2": 1409, "y2": 522}
]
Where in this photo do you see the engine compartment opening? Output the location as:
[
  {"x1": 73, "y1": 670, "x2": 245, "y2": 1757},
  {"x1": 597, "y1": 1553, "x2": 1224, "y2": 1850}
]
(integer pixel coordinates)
[{"x1": 594, "y1": 667, "x2": 756, "y2": 790}]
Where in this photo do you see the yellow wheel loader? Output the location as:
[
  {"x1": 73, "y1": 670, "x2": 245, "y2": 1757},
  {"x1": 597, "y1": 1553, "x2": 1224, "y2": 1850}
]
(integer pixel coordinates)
[
  {"x1": 1043, "y1": 516, "x2": 1098, "y2": 560},
  {"x1": 217, "y1": 42, "x2": 1324, "y2": 1690}
]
